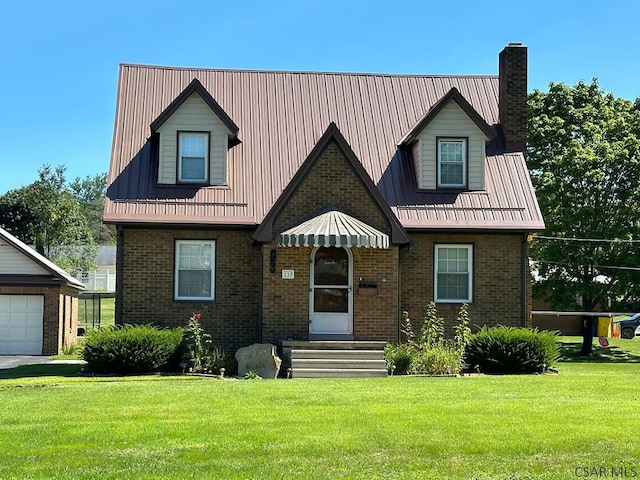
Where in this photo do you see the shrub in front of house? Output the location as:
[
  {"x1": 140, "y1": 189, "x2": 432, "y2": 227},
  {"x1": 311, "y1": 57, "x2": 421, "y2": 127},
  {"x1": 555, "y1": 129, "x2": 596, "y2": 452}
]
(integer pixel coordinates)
[
  {"x1": 384, "y1": 343, "x2": 414, "y2": 375},
  {"x1": 385, "y1": 304, "x2": 469, "y2": 375},
  {"x1": 465, "y1": 326, "x2": 559, "y2": 374},
  {"x1": 82, "y1": 324, "x2": 184, "y2": 374}
]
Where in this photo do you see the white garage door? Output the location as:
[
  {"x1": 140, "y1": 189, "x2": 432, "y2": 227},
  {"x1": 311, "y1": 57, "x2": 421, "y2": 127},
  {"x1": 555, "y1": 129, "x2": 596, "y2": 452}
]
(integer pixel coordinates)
[{"x1": 0, "y1": 295, "x2": 44, "y2": 355}]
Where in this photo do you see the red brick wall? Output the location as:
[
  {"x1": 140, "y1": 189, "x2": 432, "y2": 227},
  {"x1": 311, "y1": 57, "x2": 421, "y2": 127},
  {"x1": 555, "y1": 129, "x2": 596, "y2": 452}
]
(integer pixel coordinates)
[
  {"x1": 352, "y1": 246, "x2": 399, "y2": 341},
  {"x1": 400, "y1": 233, "x2": 527, "y2": 334},
  {"x1": 499, "y1": 44, "x2": 528, "y2": 152},
  {"x1": 120, "y1": 228, "x2": 261, "y2": 351},
  {"x1": 60, "y1": 286, "x2": 79, "y2": 353},
  {"x1": 261, "y1": 244, "x2": 310, "y2": 343},
  {"x1": 259, "y1": 139, "x2": 401, "y2": 344},
  {"x1": 272, "y1": 141, "x2": 390, "y2": 236},
  {"x1": 261, "y1": 244, "x2": 400, "y2": 344}
]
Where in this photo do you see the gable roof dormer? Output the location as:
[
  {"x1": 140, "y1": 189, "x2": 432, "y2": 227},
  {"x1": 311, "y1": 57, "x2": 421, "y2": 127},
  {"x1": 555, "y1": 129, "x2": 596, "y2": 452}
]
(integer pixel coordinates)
[
  {"x1": 253, "y1": 122, "x2": 409, "y2": 245},
  {"x1": 151, "y1": 78, "x2": 240, "y2": 186},
  {"x1": 151, "y1": 78, "x2": 239, "y2": 138},
  {"x1": 399, "y1": 87, "x2": 496, "y2": 191}
]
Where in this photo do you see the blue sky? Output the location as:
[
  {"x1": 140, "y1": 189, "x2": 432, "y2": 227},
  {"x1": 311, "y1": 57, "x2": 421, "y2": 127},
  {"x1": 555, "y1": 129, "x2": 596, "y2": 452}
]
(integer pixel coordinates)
[{"x1": 1, "y1": 0, "x2": 639, "y2": 194}]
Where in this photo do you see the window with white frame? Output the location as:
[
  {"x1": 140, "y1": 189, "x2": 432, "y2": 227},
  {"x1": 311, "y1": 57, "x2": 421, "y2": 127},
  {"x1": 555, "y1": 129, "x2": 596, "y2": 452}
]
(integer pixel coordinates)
[
  {"x1": 175, "y1": 240, "x2": 215, "y2": 301},
  {"x1": 438, "y1": 138, "x2": 467, "y2": 187},
  {"x1": 434, "y1": 244, "x2": 472, "y2": 303},
  {"x1": 178, "y1": 132, "x2": 208, "y2": 183}
]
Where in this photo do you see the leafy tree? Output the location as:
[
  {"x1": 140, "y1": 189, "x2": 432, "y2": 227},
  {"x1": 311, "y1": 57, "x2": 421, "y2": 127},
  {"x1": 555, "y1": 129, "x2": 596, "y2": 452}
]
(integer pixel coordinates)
[
  {"x1": 0, "y1": 165, "x2": 98, "y2": 275},
  {"x1": 70, "y1": 172, "x2": 115, "y2": 243},
  {"x1": 527, "y1": 80, "x2": 640, "y2": 355},
  {"x1": 0, "y1": 191, "x2": 37, "y2": 241}
]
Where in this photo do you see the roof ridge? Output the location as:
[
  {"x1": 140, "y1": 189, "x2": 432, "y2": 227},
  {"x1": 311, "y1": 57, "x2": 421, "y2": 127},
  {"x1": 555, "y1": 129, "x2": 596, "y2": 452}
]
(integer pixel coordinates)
[{"x1": 119, "y1": 63, "x2": 498, "y2": 79}]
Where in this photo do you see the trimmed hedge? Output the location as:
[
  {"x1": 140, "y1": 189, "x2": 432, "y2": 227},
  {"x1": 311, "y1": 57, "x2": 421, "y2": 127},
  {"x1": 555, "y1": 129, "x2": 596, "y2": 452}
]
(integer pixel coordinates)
[
  {"x1": 465, "y1": 326, "x2": 559, "y2": 374},
  {"x1": 82, "y1": 325, "x2": 184, "y2": 374}
]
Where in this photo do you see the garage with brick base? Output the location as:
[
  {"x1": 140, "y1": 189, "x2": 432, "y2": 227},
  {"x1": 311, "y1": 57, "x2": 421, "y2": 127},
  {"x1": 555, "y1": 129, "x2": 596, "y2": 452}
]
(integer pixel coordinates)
[{"x1": 0, "y1": 228, "x2": 84, "y2": 355}]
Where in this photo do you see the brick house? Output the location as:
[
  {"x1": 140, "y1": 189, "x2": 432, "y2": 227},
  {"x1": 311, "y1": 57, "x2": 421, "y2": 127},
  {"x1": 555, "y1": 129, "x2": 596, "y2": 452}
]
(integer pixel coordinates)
[{"x1": 104, "y1": 43, "x2": 544, "y2": 365}]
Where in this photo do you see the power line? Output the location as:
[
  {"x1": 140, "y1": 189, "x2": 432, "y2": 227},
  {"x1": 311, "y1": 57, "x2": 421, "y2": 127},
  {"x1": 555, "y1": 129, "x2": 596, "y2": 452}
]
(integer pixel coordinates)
[
  {"x1": 532, "y1": 259, "x2": 640, "y2": 272},
  {"x1": 534, "y1": 235, "x2": 640, "y2": 244}
]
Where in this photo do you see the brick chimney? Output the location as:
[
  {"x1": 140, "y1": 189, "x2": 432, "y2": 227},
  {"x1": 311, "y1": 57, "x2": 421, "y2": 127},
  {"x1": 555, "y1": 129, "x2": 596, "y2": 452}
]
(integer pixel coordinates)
[{"x1": 499, "y1": 43, "x2": 528, "y2": 152}]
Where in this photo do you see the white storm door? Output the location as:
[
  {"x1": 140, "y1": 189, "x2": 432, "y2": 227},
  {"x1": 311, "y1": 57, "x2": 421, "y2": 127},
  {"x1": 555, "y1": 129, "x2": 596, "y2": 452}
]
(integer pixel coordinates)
[
  {"x1": 0, "y1": 295, "x2": 44, "y2": 355},
  {"x1": 310, "y1": 246, "x2": 353, "y2": 335}
]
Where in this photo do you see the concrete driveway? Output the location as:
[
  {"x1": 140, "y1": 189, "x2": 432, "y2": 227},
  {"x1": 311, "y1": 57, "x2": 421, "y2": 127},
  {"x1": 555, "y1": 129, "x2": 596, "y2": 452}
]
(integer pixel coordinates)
[{"x1": 0, "y1": 356, "x2": 53, "y2": 370}]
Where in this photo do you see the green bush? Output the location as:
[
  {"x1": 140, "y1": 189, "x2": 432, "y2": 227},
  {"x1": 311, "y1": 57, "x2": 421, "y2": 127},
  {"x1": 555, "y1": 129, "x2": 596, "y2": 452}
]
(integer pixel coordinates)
[
  {"x1": 82, "y1": 324, "x2": 184, "y2": 374},
  {"x1": 410, "y1": 345, "x2": 463, "y2": 376},
  {"x1": 385, "y1": 343, "x2": 414, "y2": 375},
  {"x1": 465, "y1": 326, "x2": 559, "y2": 374},
  {"x1": 386, "y1": 305, "x2": 467, "y2": 375}
]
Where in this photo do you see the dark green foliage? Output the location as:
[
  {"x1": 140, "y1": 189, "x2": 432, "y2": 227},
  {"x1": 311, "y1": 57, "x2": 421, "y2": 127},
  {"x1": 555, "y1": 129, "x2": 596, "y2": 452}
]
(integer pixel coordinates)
[
  {"x1": 465, "y1": 326, "x2": 559, "y2": 374},
  {"x1": 206, "y1": 346, "x2": 237, "y2": 376},
  {"x1": 528, "y1": 81, "x2": 640, "y2": 315},
  {"x1": 82, "y1": 325, "x2": 184, "y2": 374},
  {"x1": 384, "y1": 343, "x2": 414, "y2": 375}
]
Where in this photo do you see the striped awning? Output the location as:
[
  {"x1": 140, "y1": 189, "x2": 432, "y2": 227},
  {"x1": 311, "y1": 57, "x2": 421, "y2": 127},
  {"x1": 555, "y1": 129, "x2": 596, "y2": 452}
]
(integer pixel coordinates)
[{"x1": 278, "y1": 210, "x2": 389, "y2": 248}]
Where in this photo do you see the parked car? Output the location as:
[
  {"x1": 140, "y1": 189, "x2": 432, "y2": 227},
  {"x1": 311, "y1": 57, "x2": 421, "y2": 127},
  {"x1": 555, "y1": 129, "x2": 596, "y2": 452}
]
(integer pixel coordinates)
[{"x1": 615, "y1": 313, "x2": 640, "y2": 339}]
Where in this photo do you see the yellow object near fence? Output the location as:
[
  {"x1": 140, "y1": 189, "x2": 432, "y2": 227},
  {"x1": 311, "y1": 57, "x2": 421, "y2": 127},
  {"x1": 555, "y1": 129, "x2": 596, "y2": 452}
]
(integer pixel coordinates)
[{"x1": 597, "y1": 317, "x2": 613, "y2": 338}]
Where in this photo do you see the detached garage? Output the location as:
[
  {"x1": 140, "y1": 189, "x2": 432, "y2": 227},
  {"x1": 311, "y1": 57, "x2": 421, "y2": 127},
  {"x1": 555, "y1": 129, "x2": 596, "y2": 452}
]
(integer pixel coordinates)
[{"x1": 0, "y1": 227, "x2": 84, "y2": 355}]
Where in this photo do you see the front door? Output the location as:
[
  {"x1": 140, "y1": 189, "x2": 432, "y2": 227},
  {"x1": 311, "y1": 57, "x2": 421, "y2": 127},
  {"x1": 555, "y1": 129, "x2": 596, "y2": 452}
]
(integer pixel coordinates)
[{"x1": 309, "y1": 246, "x2": 353, "y2": 337}]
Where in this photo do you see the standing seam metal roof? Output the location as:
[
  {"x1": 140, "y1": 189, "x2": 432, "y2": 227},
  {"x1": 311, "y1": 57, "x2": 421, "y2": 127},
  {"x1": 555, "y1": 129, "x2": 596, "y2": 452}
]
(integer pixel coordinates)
[{"x1": 104, "y1": 64, "x2": 544, "y2": 231}]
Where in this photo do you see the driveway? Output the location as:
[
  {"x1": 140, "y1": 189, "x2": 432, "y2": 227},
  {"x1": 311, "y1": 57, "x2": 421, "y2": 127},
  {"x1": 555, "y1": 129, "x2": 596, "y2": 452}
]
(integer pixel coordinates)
[{"x1": 0, "y1": 356, "x2": 53, "y2": 370}]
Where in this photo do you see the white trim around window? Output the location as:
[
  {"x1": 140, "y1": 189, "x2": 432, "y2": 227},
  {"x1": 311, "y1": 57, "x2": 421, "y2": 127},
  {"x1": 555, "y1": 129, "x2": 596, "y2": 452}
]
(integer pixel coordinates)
[
  {"x1": 434, "y1": 244, "x2": 473, "y2": 303},
  {"x1": 437, "y1": 138, "x2": 467, "y2": 188},
  {"x1": 178, "y1": 132, "x2": 209, "y2": 183},
  {"x1": 174, "y1": 240, "x2": 215, "y2": 301}
]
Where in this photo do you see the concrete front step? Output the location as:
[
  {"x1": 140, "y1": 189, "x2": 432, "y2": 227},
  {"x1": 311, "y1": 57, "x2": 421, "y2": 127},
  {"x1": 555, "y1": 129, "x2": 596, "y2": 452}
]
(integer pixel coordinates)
[
  {"x1": 292, "y1": 358, "x2": 387, "y2": 370},
  {"x1": 283, "y1": 340, "x2": 387, "y2": 350},
  {"x1": 293, "y1": 368, "x2": 388, "y2": 378},
  {"x1": 291, "y1": 349, "x2": 384, "y2": 360},
  {"x1": 289, "y1": 346, "x2": 388, "y2": 378}
]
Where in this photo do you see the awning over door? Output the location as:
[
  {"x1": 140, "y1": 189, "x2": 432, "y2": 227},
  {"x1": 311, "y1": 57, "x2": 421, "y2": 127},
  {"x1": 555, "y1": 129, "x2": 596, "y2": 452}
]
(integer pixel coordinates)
[{"x1": 278, "y1": 210, "x2": 389, "y2": 248}]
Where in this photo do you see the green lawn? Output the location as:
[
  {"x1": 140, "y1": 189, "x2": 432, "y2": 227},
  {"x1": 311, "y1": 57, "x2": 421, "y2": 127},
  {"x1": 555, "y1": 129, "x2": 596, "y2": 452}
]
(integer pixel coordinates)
[
  {"x1": 1, "y1": 338, "x2": 639, "y2": 479},
  {"x1": 78, "y1": 295, "x2": 115, "y2": 329}
]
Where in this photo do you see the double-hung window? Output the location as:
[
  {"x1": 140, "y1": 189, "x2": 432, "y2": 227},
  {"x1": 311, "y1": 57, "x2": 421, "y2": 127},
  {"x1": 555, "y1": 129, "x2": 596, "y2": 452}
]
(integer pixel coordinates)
[
  {"x1": 178, "y1": 132, "x2": 208, "y2": 183},
  {"x1": 175, "y1": 240, "x2": 215, "y2": 301},
  {"x1": 434, "y1": 244, "x2": 472, "y2": 303},
  {"x1": 438, "y1": 138, "x2": 467, "y2": 188}
]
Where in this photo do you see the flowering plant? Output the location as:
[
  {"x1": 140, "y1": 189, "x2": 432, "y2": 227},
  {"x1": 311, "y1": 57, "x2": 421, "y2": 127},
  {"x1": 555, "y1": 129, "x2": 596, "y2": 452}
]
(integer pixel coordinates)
[{"x1": 184, "y1": 313, "x2": 211, "y2": 373}]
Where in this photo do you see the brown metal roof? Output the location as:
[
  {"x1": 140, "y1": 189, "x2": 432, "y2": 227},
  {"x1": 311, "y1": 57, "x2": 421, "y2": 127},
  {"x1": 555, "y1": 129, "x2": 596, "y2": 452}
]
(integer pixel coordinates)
[
  {"x1": 253, "y1": 122, "x2": 409, "y2": 244},
  {"x1": 398, "y1": 87, "x2": 496, "y2": 145},
  {"x1": 105, "y1": 64, "x2": 544, "y2": 231}
]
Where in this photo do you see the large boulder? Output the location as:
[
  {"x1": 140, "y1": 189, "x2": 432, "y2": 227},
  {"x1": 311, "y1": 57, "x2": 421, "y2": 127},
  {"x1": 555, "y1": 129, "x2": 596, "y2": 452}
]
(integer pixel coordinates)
[{"x1": 235, "y1": 343, "x2": 282, "y2": 379}]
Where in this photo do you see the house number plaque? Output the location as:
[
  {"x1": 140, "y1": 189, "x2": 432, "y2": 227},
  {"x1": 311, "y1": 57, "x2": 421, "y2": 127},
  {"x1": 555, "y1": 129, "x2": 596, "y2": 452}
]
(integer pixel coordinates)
[{"x1": 282, "y1": 269, "x2": 295, "y2": 279}]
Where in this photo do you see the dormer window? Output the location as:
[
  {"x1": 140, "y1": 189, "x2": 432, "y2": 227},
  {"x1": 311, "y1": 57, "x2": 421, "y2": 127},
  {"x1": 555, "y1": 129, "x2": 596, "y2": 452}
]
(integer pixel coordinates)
[
  {"x1": 438, "y1": 138, "x2": 467, "y2": 188},
  {"x1": 398, "y1": 88, "x2": 495, "y2": 191},
  {"x1": 150, "y1": 79, "x2": 239, "y2": 187},
  {"x1": 178, "y1": 132, "x2": 209, "y2": 183}
]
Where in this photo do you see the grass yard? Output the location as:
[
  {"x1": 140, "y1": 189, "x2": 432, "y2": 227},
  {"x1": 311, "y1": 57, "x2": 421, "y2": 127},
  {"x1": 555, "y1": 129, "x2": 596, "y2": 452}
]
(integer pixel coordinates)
[
  {"x1": 1, "y1": 338, "x2": 639, "y2": 479},
  {"x1": 78, "y1": 294, "x2": 115, "y2": 330}
]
